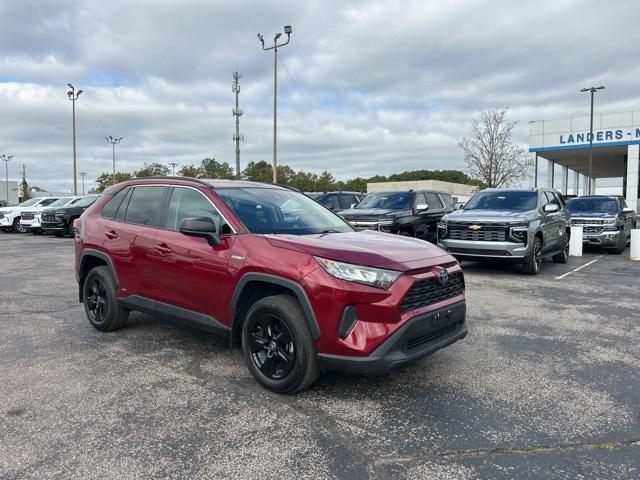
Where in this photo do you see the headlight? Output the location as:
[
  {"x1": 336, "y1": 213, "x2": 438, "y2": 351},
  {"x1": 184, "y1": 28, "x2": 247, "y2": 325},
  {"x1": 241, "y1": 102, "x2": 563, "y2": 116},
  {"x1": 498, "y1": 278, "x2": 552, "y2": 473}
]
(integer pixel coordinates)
[
  {"x1": 437, "y1": 222, "x2": 448, "y2": 238},
  {"x1": 508, "y1": 222, "x2": 529, "y2": 243},
  {"x1": 377, "y1": 220, "x2": 394, "y2": 232},
  {"x1": 314, "y1": 257, "x2": 401, "y2": 289}
]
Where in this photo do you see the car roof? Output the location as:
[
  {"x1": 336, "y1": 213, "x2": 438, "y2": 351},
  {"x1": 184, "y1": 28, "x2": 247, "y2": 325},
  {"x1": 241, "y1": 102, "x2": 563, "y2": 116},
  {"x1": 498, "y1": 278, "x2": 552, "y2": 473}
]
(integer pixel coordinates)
[{"x1": 108, "y1": 176, "x2": 293, "y2": 191}]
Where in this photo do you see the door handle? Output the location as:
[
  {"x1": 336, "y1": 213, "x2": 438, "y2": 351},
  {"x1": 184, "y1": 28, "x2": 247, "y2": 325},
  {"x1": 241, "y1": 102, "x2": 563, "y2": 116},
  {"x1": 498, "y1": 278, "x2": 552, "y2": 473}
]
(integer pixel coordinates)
[
  {"x1": 155, "y1": 243, "x2": 172, "y2": 255},
  {"x1": 105, "y1": 230, "x2": 118, "y2": 239}
]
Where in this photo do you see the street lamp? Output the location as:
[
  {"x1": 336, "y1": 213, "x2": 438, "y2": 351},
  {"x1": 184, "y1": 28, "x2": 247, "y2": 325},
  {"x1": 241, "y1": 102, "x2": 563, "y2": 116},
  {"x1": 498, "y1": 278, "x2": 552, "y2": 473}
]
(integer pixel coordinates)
[
  {"x1": 105, "y1": 136, "x2": 123, "y2": 185},
  {"x1": 67, "y1": 84, "x2": 83, "y2": 195},
  {"x1": 80, "y1": 172, "x2": 87, "y2": 196},
  {"x1": 169, "y1": 162, "x2": 178, "y2": 175},
  {"x1": 258, "y1": 25, "x2": 292, "y2": 183},
  {"x1": 581, "y1": 85, "x2": 605, "y2": 195},
  {"x1": 1, "y1": 154, "x2": 14, "y2": 205}
]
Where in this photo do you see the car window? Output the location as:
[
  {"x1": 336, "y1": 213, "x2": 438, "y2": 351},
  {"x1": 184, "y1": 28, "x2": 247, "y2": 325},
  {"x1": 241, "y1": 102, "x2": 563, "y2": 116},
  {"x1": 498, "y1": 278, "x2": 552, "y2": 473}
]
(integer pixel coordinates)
[
  {"x1": 74, "y1": 196, "x2": 98, "y2": 208},
  {"x1": 164, "y1": 187, "x2": 229, "y2": 233},
  {"x1": 39, "y1": 198, "x2": 58, "y2": 207},
  {"x1": 415, "y1": 193, "x2": 427, "y2": 207},
  {"x1": 543, "y1": 191, "x2": 559, "y2": 207},
  {"x1": 114, "y1": 189, "x2": 133, "y2": 221},
  {"x1": 465, "y1": 191, "x2": 538, "y2": 211},
  {"x1": 357, "y1": 192, "x2": 415, "y2": 210},
  {"x1": 566, "y1": 197, "x2": 620, "y2": 214},
  {"x1": 339, "y1": 194, "x2": 357, "y2": 209},
  {"x1": 48, "y1": 197, "x2": 74, "y2": 207},
  {"x1": 619, "y1": 197, "x2": 628, "y2": 209},
  {"x1": 551, "y1": 192, "x2": 564, "y2": 208},
  {"x1": 101, "y1": 188, "x2": 129, "y2": 219},
  {"x1": 123, "y1": 186, "x2": 166, "y2": 227},
  {"x1": 320, "y1": 195, "x2": 340, "y2": 210},
  {"x1": 440, "y1": 193, "x2": 455, "y2": 209},
  {"x1": 425, "y1": 193, "x2": 443, "y2": 209}
]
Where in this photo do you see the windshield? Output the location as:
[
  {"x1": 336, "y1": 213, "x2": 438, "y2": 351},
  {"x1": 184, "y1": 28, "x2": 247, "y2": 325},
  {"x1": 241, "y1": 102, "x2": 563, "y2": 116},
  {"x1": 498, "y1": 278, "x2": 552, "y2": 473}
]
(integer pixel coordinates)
[
  {"x1": 464, "y1": 191, "x2": 538, "y2": 211},
  {"x1": 74, "y1": 196, "x2": 98, "y2": 208},
  {"x1": 356, "y1": 192, "x2": 414, "y2": 210},
  {"x1": 566, "y1": 197, "x2": 618, "y2": 214},
  {"x1": 48, "y1": 197, "x2": 74, "y2": 207},
  {"x1": 217, "y1": 188, "x2": 353, "y2": 235},
  {"x1": 19, "y1": 198, "x2": 40, "y2": 207}
]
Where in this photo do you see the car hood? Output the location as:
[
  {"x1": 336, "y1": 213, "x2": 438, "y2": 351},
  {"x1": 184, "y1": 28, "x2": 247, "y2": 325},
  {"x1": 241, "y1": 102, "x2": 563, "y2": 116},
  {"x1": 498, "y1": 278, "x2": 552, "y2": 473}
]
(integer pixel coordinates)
[
  {"x1": 0, "y1": 206, "x2": 21, "y2": 214},
  {"x1": 443, "y1": 209, "x2": 536, "y2": 223},
  {"x1": 264, "y1": 230, "x2": 453, "y2": 271}
]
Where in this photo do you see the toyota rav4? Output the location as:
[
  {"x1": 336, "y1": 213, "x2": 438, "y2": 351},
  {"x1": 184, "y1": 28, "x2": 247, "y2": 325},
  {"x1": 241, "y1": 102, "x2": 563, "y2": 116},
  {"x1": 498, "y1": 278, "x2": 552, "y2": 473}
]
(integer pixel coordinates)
[{"x1": 75, "y1": 178, "x2": 467, "y2": 393}]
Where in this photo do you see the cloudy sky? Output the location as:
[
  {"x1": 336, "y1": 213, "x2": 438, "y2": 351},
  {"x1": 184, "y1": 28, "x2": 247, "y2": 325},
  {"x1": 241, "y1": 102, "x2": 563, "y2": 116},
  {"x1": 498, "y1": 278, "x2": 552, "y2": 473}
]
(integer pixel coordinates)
[{"x1": 1, "y1": 0, "x2": 639, "y2": 193}]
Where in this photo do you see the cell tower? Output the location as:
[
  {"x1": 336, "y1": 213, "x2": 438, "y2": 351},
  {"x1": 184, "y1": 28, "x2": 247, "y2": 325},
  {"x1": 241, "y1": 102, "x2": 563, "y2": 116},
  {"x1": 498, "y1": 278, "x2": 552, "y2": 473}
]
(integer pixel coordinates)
[{"x1": 232, "y1": 72, "x2": 244, "y2": 177}]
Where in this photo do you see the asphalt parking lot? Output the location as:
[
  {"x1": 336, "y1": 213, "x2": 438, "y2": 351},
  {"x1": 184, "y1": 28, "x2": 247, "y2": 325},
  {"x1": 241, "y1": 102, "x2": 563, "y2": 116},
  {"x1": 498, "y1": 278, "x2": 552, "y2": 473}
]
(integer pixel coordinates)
[{"x1": 0, "y1": 234, "x2": 638, "y2": 479}]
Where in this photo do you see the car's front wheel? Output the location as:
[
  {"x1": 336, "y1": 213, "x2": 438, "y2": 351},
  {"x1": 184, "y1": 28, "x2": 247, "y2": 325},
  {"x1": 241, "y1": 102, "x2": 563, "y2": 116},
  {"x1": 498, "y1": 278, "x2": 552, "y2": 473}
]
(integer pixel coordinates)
[
  {"x1": 83, "y1": 266, "x2": 129, "y2": 331},
  {"x1": 242, "y1": 295, "x2": 319, "y2": 394},
  {"x1": 553, "y1": 231, "x2": 570, "y2": 263},
  {"x1": 522, "y1": 236, "x2": 543, "y2": 275}
]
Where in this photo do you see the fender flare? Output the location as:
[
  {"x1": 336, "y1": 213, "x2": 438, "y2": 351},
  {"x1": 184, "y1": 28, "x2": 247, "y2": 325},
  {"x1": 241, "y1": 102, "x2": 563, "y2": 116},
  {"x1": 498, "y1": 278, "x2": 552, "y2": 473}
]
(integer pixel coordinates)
[
  {"x1": 230, "y1": 272, "x2": 321, "y2": 340},
  {"x1": 78, "y1": 249, "x2": 119, "y2": 301}
]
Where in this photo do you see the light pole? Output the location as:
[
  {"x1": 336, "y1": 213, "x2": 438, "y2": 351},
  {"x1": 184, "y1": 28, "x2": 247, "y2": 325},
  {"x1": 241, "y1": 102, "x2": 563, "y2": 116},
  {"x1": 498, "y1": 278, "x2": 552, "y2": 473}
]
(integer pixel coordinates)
[
  {"x1": 1, "y1": 154, "x2": 13, "y2": 205},
  {"x1": 169, "y1": 162, "x2": 178, "y2": 175},
  {"x1": 581, "y1": 85, "x2": 605, "y2": 194},
  {"x1": 67, "y1": 84, "x2": 83, "y2": 195},
  {"x1": 105, "y1": 136, "x2": 123, "y2": 185},
  {"x1": 80, "y1": 172, "x2": 87, "y2": 196},
  {"x1": 258, "y1": 25, "x2": 292, "y2": 183}
]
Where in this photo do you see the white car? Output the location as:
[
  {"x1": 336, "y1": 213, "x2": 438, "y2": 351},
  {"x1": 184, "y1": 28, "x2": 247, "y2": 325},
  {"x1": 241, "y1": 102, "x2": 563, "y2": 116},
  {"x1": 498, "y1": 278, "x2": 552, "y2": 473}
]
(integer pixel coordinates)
[
  {"x1": 0, "y1": 197, "x2": 60, "y2": 233},
  {"x1": 20, "y1": 197, "x2": 83, "y2": 234}
]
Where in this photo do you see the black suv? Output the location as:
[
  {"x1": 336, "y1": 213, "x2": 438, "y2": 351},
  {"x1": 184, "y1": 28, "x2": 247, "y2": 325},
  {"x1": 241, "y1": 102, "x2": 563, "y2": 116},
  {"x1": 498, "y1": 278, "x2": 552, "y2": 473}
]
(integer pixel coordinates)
[
  {"x1": 306, "y1": 191, "x2": 364, "y2": 213},
  {"x1": 41, "y1": 196, "x2": 99, "y2": 236},
  {"x1": 339, "y1": 190, "x2": 454, "y2": 243}
]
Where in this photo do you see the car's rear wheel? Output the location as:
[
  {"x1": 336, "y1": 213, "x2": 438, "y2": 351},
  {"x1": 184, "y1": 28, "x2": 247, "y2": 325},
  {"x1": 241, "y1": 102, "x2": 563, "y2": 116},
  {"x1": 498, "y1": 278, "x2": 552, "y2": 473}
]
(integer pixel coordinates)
[
  {"x1": 522, "y1": 236, "x2": 543, "y2": 275},
  {"x1": 553, "y1": 231, "x2": 570, "y2": 263},
  {"x1": 83, "y1": 266, "x2": 129, "y2": 331},
  {"x1": 242, "y1": 295, "x2": 319, "y2": 394}
]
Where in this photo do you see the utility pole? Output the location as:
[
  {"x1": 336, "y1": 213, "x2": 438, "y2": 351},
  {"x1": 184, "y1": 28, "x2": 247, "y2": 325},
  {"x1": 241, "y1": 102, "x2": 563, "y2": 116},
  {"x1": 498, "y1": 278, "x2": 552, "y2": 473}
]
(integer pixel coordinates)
[
  {"x1": 169, "y1": 162, "x2": 178, "y2": 175},
  {"x1": 581, "y1": 85, "x2": 605, "y2": 195},
  {"x1": 105, "y1": 136, "x2": 123, "y2": 185},
  {"x1": 67, "y1": 84, "x2": 83, "y2": 195},
  {"x1": 232, "y1": 72, "x2": 244, "y2": 177},
  {"x1": 258, "y1": 25, "x2": 292, "y2": 183},
  {"x1": 80, "y1": 172, "x2": 87, "y2": 196},
  {"x1": 1, "y1": 154, "x2": 13, "y2": 205}
]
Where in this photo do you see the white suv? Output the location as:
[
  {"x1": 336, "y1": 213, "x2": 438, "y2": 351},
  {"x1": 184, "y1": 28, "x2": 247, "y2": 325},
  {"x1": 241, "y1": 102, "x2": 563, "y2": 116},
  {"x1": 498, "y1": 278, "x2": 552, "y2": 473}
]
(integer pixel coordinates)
[
  {"x1": 20, "y1": 197, "x2": 83, "y2": 234},
  {"x1": 0, "y1": 197, "x2": 60, "y2": 233}
]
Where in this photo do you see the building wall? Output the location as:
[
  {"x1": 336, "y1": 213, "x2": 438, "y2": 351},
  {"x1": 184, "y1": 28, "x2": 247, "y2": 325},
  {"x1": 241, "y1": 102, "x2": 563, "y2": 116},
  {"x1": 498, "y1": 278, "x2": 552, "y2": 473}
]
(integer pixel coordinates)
[
  {"x1": 367, "y1": 180, "x2": 478, "y2": 198},
  {"x1": 0, "y1": 181, "x2": 20, "y2": 206}
]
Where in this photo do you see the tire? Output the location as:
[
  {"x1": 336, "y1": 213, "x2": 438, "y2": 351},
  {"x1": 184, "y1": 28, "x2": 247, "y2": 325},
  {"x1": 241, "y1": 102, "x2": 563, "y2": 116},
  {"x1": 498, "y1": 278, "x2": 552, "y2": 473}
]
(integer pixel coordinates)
[
  {"x1": 553, "y1": 231, "x2": 570, "y2": 263},
  {"x1": 241, "y1": 295, "x2": 319, "y2": 394},
  {"x1": 53, "y1": 232, "x2": 64, "y2": 237},
  {"x1": 610, "y1": 232, "x2": 627, "y2": 255},
  {"x1": 83, "y1": 266, "x2": 129, "y2": 332},
  {"x1": 522, "y1": 236, "x2": 543, "y2": 275},
  {"x1": 12, "y1": 218, "x2": 26, "y2": 233}
]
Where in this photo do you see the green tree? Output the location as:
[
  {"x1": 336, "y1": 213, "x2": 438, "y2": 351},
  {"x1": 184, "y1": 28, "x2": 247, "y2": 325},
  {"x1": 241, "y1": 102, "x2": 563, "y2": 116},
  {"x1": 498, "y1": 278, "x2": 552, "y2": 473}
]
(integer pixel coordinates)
[
  {"x1": 315, "y1": 171, "x2": 335, "y2": 192},
  {"x1": 179, "y1": 164, "x2": 203, "y2": 178},
  {"x1": 134, "y1": 162, "x2": 170, "y2": 178},
  {"x1": 343, "y1": 177, "x2": 368, "y2": 193},
  {"x1": 242, "y1": 161, "x2": 273, "y2": 182},
  {"x1": 92, "y1": 171, "x2": 134, "y2": 193},
  {"x1": 288, "y1": 170, "x2": 319, "y2": 192},
  {"x1": 200, "y1": 158, "x2": 235, "y2": 179},
  {"x1": 20, "y1": 172, "x2": 30, "y2": 200},
  {"x1": 276, "y1": 165, "x2": 296, "y2": 185}
]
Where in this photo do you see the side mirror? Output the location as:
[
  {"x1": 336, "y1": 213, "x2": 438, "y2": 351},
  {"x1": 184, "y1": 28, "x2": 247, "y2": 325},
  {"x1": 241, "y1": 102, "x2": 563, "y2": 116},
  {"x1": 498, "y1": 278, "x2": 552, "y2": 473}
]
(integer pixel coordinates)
[
  {"x1": 179, "y1": 217, "x2": 219, "y2": 246},
  {"x1": 415, "y1": 203, "x2": 429, "y2": 212},
  {"x1": 350, "y1": 203, "x2": 356, "y2": 209},
  {"x1": 622, "y1": 207, "x2": 634, "y2": 214},
  {"x1": 543, "y1": 203, "x2": 559, "y2": 213}
]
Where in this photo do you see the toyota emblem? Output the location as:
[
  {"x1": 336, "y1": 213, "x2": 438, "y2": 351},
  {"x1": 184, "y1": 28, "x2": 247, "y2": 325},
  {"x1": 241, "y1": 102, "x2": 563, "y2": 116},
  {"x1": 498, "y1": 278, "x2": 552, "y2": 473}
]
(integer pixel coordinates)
[{"x1": 437, "y1": 269, "x2": 449, "y2": 285}]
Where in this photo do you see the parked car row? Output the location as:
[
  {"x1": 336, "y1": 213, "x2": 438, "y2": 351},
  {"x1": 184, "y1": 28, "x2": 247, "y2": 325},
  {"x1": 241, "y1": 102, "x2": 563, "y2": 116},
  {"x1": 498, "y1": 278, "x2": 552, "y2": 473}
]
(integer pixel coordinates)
[{"x1": 0, "y1": 195, "x2": 98, "y2": 236}]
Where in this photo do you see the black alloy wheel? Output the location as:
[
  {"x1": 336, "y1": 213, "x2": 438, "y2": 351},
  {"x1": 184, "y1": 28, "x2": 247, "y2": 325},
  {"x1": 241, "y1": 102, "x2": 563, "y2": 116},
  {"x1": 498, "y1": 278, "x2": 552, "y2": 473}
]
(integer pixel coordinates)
[
  {"x1": 249, "y1": 313, "x2": 296, "y2": 380},
  {"x1": 86, "y1": 276, "x2": 108, "y2": 325},
  {"x1": 522, "y1": 236, "x2": 543, "y2": 275},
  {"x1": 553, "y1": 232, "x2": 570, "y2": 263}
]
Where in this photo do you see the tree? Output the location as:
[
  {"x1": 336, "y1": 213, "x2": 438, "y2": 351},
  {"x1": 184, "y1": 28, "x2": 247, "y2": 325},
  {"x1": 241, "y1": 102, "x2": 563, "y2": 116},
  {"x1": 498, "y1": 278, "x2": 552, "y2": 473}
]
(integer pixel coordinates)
[
  {"x1": 288, "y1": 170, "x2": 318, "y2": 192},
  {"x1": 242, "y1": 161, "x2": 273, "y2": 182},
  {"x1": 92, "y1": 171, "x2": 134, "y2": 193},
  {"x1": 200, "y1": 158, "x2": 235, "y2": 179},
  {"x1": 179, "y1": 164, "x2": 203, "y2": 178},
  {"x1": 20, "y1": 171, "x2": 30, "y2": 200},
  {"x1": 134, "y1": 162, "x2": 170, "y2": 178},
  {"x1": 315, "y1": 171, "x2": 335, "y2": 192},
  {"x1": 458, "y1": 108, "x2": 530, "y2": 188}
]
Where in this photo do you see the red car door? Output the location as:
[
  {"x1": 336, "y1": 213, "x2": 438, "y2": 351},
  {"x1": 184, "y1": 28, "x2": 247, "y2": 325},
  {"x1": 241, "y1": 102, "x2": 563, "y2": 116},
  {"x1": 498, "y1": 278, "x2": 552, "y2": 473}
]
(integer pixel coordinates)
[
  {"x1": 151, "y1": 186, "x2": 235, "y2": 324},
  {"x1": 102, "y1": 185, "x2": 167, "y2": 299}
]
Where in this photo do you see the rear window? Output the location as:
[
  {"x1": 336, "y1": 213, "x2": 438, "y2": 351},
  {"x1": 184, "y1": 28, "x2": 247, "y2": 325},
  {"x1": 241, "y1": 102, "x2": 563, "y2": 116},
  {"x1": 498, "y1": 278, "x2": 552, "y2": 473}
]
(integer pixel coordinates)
[
  {"x1": 101, "y1": 189, "x2": 129, "y2": 219},
  {"x1": 123, "y1": 186, "x2": 167, "y2": 226}
]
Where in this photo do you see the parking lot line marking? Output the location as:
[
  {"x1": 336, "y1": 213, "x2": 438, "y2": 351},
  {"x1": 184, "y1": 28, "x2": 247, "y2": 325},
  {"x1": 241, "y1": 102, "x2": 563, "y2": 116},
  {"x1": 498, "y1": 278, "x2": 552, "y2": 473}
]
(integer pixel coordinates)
[{"x1": 554, "y1": 258, "x2": 600, "y2": 280}]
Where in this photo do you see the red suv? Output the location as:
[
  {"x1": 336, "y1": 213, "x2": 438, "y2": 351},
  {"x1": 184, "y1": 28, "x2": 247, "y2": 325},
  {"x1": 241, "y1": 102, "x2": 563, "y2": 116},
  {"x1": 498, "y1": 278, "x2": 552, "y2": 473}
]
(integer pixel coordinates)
[{"x1": 75, "y1": 178, "x2": 467, "y2": 393}]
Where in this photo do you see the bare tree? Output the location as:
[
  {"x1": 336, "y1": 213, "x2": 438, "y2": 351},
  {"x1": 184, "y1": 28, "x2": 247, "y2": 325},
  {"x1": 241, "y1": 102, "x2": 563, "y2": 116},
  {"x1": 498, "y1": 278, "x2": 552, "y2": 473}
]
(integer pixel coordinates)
[{"x1": 458, "y1": 108, "x2": 530, "y2": 188}]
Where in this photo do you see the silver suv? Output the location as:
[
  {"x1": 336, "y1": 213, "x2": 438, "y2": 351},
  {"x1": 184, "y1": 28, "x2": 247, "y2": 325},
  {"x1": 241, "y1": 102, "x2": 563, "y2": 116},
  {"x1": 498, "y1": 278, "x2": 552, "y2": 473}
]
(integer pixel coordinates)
[{"x1": 437, "y1": 188, "x2": 570, "y2": 275}]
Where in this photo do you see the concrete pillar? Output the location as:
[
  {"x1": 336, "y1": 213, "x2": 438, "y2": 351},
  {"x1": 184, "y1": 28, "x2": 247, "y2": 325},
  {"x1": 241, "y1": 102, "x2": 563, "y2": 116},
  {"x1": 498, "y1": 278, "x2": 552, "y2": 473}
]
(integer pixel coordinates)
[
  {"x1": 547, "y1": 160, "x2": 554, "y2": 188},
  {"x1": 533, "y1": 153, "x2": 539, "y2": 188},
  {"x1": 591, "y1": 177, "x2": 597, "y2": 194},
  {"x1": 582, "y1": 175, "x2": 589, "y2": 196},
  {"x1": 626, "y1": 144, "x2": 639, "y2": 212},
  {"x1": 561, "y1": 166, "x2": 568, "y2": 195},
  {"x1": 573, "y1": 171, "x2": 580, "y2": 195}
]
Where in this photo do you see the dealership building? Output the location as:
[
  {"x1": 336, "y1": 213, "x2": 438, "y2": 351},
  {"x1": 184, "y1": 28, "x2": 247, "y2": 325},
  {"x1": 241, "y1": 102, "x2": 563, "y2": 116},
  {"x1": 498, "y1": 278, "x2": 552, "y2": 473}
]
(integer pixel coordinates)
[{"x1": 530, "y1": 109, "x2": 640, "y2": 211}]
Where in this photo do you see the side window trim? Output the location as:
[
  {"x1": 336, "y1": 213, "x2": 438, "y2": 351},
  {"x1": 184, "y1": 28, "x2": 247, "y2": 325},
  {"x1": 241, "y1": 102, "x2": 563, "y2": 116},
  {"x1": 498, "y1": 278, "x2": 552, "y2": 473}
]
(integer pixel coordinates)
[
  {"x1": 161, "y1": 185, "x2": 236, "y2": 235},
  {"x1": 114, "y1": 187, "x2": 133, "y2": 221}
]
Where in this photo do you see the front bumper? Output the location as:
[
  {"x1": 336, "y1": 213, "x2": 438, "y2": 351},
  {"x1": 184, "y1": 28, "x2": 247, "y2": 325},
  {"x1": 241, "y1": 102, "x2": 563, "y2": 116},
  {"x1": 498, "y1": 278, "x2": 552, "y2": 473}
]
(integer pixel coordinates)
[
  {"x1": 0, "y1": 216, "x2": 12, "y2": 227},
  {"x1": 41, "y1": 221, "x2": 65, "y2": 232},
  {"x1": 583, "y1": 229, "x2": 621, "y2": 246},
  {"x1": 20, "y1": 218, "x2": 41, "y2": 230},
  {"x1": 318, "y1": 301, "x2": 467, "y2": 374},
  {"x1": 438, "y1": 238, "x2": 529, "y2": 259}
]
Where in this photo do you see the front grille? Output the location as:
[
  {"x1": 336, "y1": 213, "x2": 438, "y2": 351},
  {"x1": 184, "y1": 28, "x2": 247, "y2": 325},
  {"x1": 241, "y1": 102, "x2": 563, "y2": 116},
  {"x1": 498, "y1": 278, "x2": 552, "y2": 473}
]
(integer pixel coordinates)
[
  {"x1": 21, "y1": 212, "x2": 35, "y2": 220},
  {"x1": 406, "y1": 322, "x2": 460, "y2": 350},
  {"x1": 42, "y1": 213, "x2": 57, "y2": 223},
  {"x1": 571, "y1": 218, "x2": 610, "y2": 225},
  {"x1": 447, "y1": 222, "x2": 507, "y2": 241},
  {"x1": 399, "y1": 273, "x2": 464, "y2": 314},
  {"x1": 584, "y1": 226, "x2": 603, "y2": 234}
]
